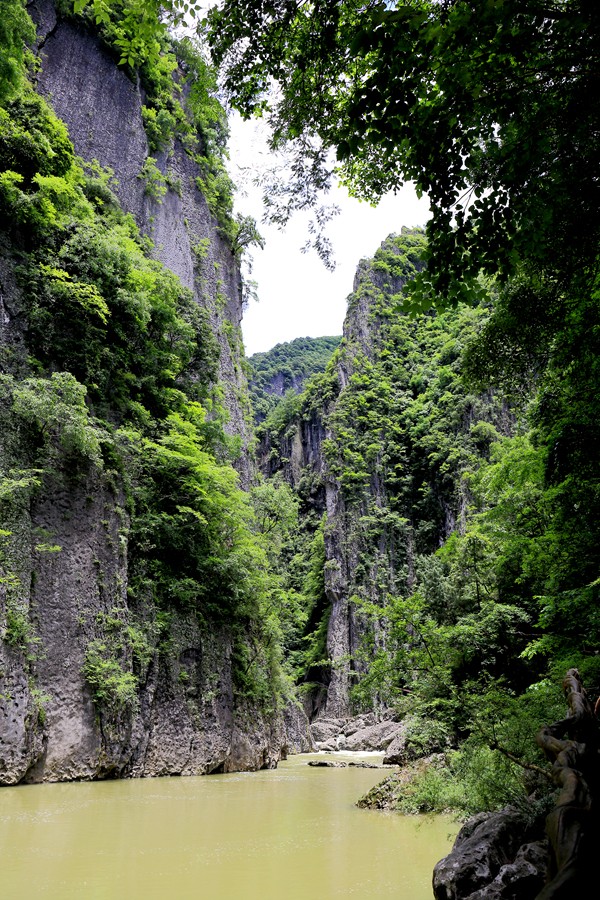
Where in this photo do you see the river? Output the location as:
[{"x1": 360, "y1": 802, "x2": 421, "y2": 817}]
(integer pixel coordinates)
[{"x1": 1, "y1": 752, "x2": 457, "y2": 899}]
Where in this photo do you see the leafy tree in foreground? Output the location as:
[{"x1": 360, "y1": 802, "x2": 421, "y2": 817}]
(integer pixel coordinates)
[
  {"x1": 204, "y1": 2, "x2": 600, "y2": 843},
  {"x1": 205, "y1": 0, "x2": 600, "y2": 305},
  {"x1": 205, "y1": 0, "x2": 600, "y2": 649}
]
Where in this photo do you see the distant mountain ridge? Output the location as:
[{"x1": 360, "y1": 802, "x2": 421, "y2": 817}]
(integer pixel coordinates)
[{"x1": 248, "y1": 335, "x2": 341, "y2": 423}]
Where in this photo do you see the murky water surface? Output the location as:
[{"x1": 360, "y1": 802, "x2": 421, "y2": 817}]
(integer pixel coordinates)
[{"x1": 0, "y1": 752, "x2": 457, "y2": 899}]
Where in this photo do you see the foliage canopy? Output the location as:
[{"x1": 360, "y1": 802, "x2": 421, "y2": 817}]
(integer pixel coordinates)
[{"x1": 205, "y1": 0, "x2": 600, "y2": 305}]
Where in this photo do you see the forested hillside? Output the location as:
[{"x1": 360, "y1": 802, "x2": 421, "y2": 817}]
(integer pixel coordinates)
[
  {"x1": 254, "y1": 230, "x2": 565, "y2": 802},
  {"x1": 248, "y1": 335, "x2": 340, "y2": 423},
  {"x1": 205, "y1": 0, "x2": 600, "y2": 893},
  {"x1": 207, "y1": 4, "x2": 600, "y2": 687}
]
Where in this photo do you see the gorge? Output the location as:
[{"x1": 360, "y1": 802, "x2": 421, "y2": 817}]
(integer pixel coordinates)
[{"x1": 2, "y1": 2, "x2": 600, "y2": 899}]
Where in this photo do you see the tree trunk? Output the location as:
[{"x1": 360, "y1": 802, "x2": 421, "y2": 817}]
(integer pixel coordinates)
[{"x1": 535, "y1": 668, "x2": 600, "y2": 898}]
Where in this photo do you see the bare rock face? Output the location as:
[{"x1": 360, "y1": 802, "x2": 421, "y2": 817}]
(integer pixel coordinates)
[
  {"x1": 0, "y1": 646, "x2": 46, "y2": 784},
  {"x1": 465, "y1": 842, "x2": 549, "y2": 900},
  {"x1": 432, "y1": 810, "x2": 549, "y2": 900},
  {"x1": 282, "y1": 703, "x2": 316, "y2": 755},
  {"x1": 226, "y1": 706, "x2": 283, "y2": 773}
]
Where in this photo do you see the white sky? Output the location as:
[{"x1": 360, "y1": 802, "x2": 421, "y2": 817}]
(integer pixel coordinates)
[{"x1": 227, "y1": 115, "x2": 431, "y2": 356}]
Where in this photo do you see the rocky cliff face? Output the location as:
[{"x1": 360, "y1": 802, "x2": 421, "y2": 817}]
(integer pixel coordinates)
[
  {"x1": 253, "y1": 241, "x2": 424, "y2": 717},
  {"x1": 256, "y1": 231, "x2": 511, "y2": 721},
  {"x1": 32, "y1": 0, "x2": 253, "y2": 483},
  {"x1": 0, "y1": 2, "x2": 299, "y2": 785},
  {"x1": 320, "y1": 245, "x2": 421, "y2": 716}
]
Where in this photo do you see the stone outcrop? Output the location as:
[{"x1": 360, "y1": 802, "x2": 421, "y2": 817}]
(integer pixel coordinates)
[
  {"x1": 432, "y1": 810, "x2": 549, "y2": 900},
  {"x1": 309, "y1": 712, "x2": 403, "y2": 752},
  {"x1": 356, "y1": 754, "x2": 446, "y2": 809},
  {"x1": 282, "y1": 703, "x2": 317, "y2": 755},
  {"x1": 383, "y1": 731, "x2": 411, "y2": 765}
]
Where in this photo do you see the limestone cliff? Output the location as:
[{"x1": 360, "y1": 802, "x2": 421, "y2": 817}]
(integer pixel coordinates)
[
  {"x1": 255, "y1": 231, "x2": 513, "y2": 720},
  {"x1": 0, "y1": 1, "x2": 306, "y2": 785},
  {"x1": 32, "y1": 0, "x2": 254, "y2": 482}
]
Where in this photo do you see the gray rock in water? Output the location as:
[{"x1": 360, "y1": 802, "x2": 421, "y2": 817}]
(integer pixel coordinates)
[
  {"x1": 315, "y1": 739, "x2": 338, "y2": 752},
  {"x1": 310, "y1": 713, "x2": 404, "y2": 752},
  {"x1": 311, "y1": 717, "x2": 348, "y2": 744},
  {"x1": 307, "y1": 760, "x2": 347, "y2": 767},
  {"x1": 282, "y1": 703, "x2": 315, "y2": 755},
  {"x1": 343, "y1": 712, "x2": 379, "y2": 736},
  {"x1": 466, "y1": 841, "x2": 549, "y2": 899},
  {"x1": 382, "y1": 728, "x2": 409, "y2": 765}
]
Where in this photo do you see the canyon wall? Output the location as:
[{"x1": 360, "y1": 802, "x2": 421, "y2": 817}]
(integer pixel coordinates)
[{"x1": 0, "y1": 1, "x2": 310, "y2": 785}]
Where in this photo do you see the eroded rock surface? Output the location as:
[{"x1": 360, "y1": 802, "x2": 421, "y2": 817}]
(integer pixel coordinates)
[
  {"x1": 0, "y1": 1, "x2": 286, "y2": 784},
  {"x1": 433, "y1": 810, "x2": 549, "y2": 900},
  {"x1": 310, "y1": 711, "x2": 403, "y2": 753}
]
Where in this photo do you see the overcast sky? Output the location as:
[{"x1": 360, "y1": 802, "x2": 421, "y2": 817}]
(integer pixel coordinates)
[{"x1": 227, "y1": 115, "x2": 431, "y2": 357}]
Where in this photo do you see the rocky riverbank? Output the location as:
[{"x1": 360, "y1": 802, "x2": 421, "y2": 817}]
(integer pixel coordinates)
[
  {"x1": 356, "y1": 756, "x2": 552, "y2": 899},
  {"x1": 432, "y1": 809, "x2": 549, "y2": 900},
  {"x1": 309, "y1": 711, "x2": 410, "y2": 758}
]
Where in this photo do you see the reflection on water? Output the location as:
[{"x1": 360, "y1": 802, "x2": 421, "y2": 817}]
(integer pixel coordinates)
[{"x1": 0, "y1": 752, "x2": 457, "y2": 899}]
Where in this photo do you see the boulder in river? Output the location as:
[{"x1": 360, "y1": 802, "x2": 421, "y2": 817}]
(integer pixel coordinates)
[
  {"x1": 382, "y1": 730, "x2": 409, "y2": 765},
  {"x1": 308, "y1": 760, "x2": 348, "y2": 768},
  {"x1": 311, "y1": 717, "x2": 349, "y2": 745},
  {"x1": 344, "y1": 719, "x2": 403, "y2": 751}
]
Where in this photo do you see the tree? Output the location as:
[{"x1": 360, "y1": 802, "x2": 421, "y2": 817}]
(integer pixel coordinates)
[
  {"x1": 536, "y1": 669, "x2": 600, "y2": 898},
  {"x1": 205, "y1": 0, "x2": 600, "y2": 306},
  {"x1": 0, "y1": 0, "x2": 35, "y2": 103},
  {"x1": 71, "y1": 0, "x2": 202, "y2": 66},
  {"x1": 206, "y1": 0, "x2": 600, "y2": 689}
]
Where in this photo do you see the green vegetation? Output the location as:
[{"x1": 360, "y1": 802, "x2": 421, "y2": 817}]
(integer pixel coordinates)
[
  {"x1": 0, "y1": 0, "x2": 35, "y2": 104},
  {"x1": 138, "y1": 156, "x2": 167, "y2": 200},
  {"x1": 83, "y1": 638, "x2": 140, "y2": 714},
  {"x1": 81, "y1": 611, "x2": 156, "y2": 715},
  {"x1": 2, "y1": 0, "x2": 600, "y2": 838},
  {"x1": 204, "y1": 0, "x2": 600, "y2": 824},
  {"x1": 206, "y1": 0, "x2": 600, "y2": 305},
  {"x1": 255, "y1": 228, "x2": 599, "y2": 820},
  {"x1": 249, "y1": 335, "x2": 341, "y2": 424},
  {"x1": 0, "y1": 4, "x2": 290, "y2": 717}
]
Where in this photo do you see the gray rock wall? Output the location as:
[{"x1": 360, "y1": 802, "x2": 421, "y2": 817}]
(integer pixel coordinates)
[
  {"x1": 321, "y1": 263, "x2": 399, "y2": 717},
  {"x1": 259, "y1": 248, "x2": 421, "y2": 720},
  {"x1": 33, "y1": 2, "x2": 253, "y2": 483},
  {"x1": 0, "y1": 2, "x2": 286, "y2": 785}
]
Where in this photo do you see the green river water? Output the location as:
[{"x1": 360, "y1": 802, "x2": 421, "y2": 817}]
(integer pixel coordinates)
[{"x1": 0, "y1": 753, "x2": 457, "y2": 900}]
